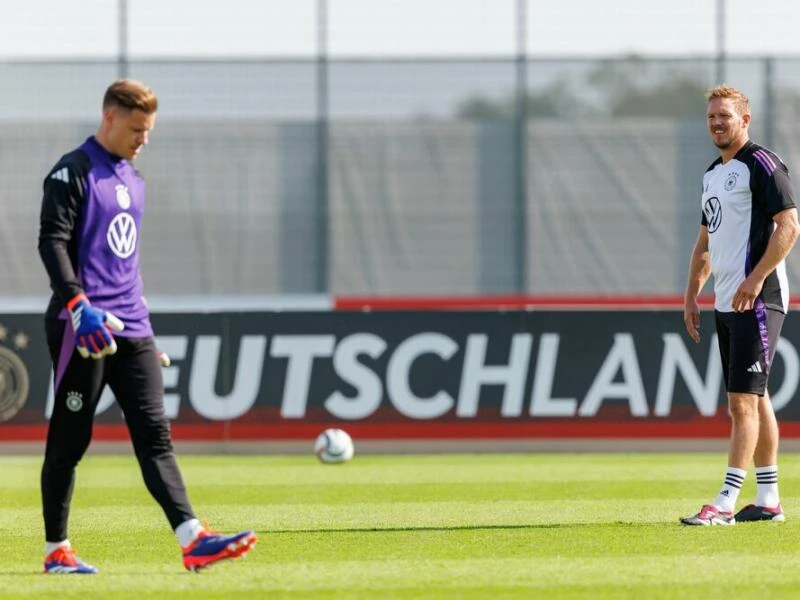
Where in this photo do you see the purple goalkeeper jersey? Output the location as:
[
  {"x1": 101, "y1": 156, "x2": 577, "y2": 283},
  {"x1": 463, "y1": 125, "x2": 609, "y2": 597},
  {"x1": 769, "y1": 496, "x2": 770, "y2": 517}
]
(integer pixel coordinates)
[{"x1": 39, "y1": 136, "x2": 153, "y2": 337}]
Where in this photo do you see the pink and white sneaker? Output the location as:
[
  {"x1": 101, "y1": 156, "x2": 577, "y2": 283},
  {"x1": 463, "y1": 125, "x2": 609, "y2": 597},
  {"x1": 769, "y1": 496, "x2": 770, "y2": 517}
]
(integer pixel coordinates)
[{"x1": 680, "y1": 504, "x2": 735, "y2": 526}]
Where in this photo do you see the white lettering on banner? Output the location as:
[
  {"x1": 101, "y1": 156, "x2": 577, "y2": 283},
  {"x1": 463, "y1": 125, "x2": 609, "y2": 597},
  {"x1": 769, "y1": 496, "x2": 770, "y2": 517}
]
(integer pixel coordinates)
[
  {"x1": 456, "y1": 333, "x2": 532, "y2": 417},
  {"x1": 387, "y1": 333, "x2": 457, "y2": 419},
  {"x1": 189, "y1": 335, "x2": 266, "y2": 420},
  {"x1": 654, "y1": 334, "x2": 721, "y2": 417},
  {"x1": 45, "y1": 335, "x2": 194, "y2": 420},
  {"x1": 325, "y1": 333, "x2": 387, "y2": 420},
  {"x1": 578, "y1": 333, "x2": 649, "y2": 417},
  {"x1": 271, "y1": 335, "x2": 336, "y2": 418},
  {"x1": 529, "y1": 334, "x2": 578, "y2": 416},
  {"x1": 40, "y1": 328, "x2": 800, "y2": 423},
  {"x1": 156, "y1": 336, "x2": 189, "y2": 418},
  {"x1": 771, "y1": 338, "x2": 799, "y2": 411}
]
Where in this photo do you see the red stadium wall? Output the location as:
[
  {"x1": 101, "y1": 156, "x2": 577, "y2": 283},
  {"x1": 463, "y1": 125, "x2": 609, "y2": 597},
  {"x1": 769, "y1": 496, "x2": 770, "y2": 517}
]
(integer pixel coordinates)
[{"x1": 1, "y1": 297, "x2": 798, "y2": 442}]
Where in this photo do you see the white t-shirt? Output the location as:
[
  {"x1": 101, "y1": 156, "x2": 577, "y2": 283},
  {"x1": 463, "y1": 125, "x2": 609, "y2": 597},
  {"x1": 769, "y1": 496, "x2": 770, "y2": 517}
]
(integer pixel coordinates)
[{"x1": 701, "y1": 140, "x2": 796, "y2": 313}]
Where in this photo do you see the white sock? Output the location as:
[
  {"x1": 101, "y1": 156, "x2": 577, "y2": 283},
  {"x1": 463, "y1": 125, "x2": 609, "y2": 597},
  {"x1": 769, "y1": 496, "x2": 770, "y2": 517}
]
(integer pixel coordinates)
[
  {"x1": 713, "y1": 467, "x2": 747, "y2": 512},
  {"x1": 45, "y1": 539, "x2": 70, "y2": 556},
  {"x1": 175, "y1": 518, "x2": 204, "y2": 547},
  {"x1": 755, "y1": 465, "x2": 780, "y2": 507}
]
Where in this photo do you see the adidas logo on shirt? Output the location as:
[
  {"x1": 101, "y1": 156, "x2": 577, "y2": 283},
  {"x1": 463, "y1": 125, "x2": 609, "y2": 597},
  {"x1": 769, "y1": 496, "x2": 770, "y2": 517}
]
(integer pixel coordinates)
[
  {"x1": 50, "y1": 167, "x2": 69, "y2": 183},
  {"x1": 746, "y1": 362, "x2": 763, "y2": 373}
]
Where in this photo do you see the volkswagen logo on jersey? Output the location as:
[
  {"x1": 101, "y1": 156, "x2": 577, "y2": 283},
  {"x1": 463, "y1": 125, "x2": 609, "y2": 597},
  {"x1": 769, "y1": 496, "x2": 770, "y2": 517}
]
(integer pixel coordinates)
[
  {"x1": 704, "y1": 196, "x2": 722, "y2": 233},
  {"x1": 724, "y1": 172, "x2": 739, "y2": 191},
  {"x1": 107, "y1": 213, "x2": 138, "y2": 258},
  {"x1": 115, "y1": 184, "x2": 131, "y2": 209}
]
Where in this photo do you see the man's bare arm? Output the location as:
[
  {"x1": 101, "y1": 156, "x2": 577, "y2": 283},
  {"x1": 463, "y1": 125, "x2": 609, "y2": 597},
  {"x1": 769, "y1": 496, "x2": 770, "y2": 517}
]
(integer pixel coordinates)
[
  {"x1": 684, "y1": 226, "x2": 711, "y2": 343},
  {"x1": 733, "y1": 207, "x2": 800, "y2": 312}
]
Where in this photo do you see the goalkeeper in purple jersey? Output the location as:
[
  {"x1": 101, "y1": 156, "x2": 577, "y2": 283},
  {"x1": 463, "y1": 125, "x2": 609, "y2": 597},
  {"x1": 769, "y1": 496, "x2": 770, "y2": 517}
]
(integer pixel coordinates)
[{"x1": 38, "y1": 79, "x2": 256, "y2": 574}]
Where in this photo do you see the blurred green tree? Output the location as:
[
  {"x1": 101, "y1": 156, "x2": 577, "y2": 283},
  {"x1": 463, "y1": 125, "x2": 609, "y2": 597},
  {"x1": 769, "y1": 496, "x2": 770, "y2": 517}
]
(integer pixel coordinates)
[{"x1": 456, "y1": 54, "x2": 709, "y2": 119}]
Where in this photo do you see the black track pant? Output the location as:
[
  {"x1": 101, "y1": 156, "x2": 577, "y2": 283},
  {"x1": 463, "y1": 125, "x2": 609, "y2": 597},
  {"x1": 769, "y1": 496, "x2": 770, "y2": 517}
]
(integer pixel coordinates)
[{"x1": 42, "y1": 318, "x2": 195, "y2": 542}]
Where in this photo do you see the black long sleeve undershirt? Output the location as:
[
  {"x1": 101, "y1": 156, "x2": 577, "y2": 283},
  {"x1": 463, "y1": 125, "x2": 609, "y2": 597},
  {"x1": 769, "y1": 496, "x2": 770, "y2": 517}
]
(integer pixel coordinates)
[{"x1": 38, "y1": 150, "x2": 91, "y2": 313}]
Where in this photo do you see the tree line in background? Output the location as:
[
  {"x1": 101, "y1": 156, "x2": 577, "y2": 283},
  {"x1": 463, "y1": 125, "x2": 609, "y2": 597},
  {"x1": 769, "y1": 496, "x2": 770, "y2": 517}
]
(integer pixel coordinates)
[{"x1": 456, "y1": 55, "x2": 712, "y2": 119}]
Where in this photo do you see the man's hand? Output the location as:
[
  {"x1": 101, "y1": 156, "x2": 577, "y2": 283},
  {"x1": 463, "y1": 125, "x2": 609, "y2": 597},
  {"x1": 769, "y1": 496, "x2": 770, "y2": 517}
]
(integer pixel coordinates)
[
  {"x1": 67, "y1": 293, "x2": 125, "y2": 359},
  {"x1": 732, "y1": 275, "x2": 764, "y2": 313},
  {"x1": 684, "y1": 297, "x2": 701, "y2": 343}
]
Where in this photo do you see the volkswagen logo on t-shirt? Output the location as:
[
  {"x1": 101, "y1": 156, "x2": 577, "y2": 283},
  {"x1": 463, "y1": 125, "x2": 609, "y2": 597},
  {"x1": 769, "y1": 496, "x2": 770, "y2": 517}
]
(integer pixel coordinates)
[
  {"x1": 107, "y1": 212, "x2": 138, "y2": 258},
  {"x1": 704, "y1": 196, "x2": 722, "y2": 233}
]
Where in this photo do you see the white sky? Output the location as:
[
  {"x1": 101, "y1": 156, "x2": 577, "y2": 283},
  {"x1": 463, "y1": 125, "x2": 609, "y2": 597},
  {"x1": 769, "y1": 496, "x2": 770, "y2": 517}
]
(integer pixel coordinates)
[{"x1": 1, "y1": 0, "x2": 800, "y2": 58}]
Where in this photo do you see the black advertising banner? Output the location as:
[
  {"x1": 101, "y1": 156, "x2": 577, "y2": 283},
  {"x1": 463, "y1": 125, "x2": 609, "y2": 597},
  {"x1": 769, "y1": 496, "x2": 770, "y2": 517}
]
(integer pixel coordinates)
[{"x1": 0, "y1": 309, "x2": 797, "y2": 440}]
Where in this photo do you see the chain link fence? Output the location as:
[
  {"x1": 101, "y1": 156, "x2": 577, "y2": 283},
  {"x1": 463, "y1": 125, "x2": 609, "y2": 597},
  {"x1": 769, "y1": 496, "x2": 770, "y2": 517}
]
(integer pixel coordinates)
[{"x1": 3, "y1": 3, "x2": 800, "y2": 298}]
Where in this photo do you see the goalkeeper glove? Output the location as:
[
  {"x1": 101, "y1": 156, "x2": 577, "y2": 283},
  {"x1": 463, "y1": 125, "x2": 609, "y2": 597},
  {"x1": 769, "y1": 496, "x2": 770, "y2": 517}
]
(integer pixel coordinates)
[{"x1": 67, "y1": 293, "x2": 125, "y2": 359}]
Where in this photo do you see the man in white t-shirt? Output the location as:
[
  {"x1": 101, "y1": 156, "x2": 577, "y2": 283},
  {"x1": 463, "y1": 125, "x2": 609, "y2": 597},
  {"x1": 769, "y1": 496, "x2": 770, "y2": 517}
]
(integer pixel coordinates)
[{"x1": 682, "y1": 85, "x2": 800, "y2": 526}]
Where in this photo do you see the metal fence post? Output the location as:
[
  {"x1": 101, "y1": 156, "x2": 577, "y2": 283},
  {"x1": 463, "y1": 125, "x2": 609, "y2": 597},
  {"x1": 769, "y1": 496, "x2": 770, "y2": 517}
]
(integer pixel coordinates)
[
  {"x1": 316, "y1": 0, "x2": 330, "y2": 293},
  {"x1": 764, "y1": 57, "x2": 775, "y2": 151},
  {"x1": 716, "y1": 0, "x2": 726, "y2": 84},
  {"x1": 118, "y1": 0, "x2": 128, "y2": 79},
  {"x1": 514, "y1": 0, "x2": 528, "y2": 293}
]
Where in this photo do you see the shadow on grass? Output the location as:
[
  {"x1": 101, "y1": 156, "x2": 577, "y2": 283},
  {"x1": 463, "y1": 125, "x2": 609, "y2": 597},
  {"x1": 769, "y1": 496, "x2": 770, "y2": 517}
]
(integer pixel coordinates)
[{"x1": 266, "y1": 521, "x2": 667, "y2": 534}]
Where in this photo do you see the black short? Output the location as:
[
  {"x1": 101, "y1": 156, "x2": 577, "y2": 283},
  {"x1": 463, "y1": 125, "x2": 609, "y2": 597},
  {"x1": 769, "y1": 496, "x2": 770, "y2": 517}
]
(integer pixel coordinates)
[{"x1": 715, "y1": 307, "x2": 785, "y2": 395}]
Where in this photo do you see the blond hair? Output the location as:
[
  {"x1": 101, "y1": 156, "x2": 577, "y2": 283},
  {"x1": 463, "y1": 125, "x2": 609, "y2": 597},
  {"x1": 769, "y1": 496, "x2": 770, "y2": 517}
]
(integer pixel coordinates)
[
  {"x1": 102, "y1": 79, "x2": 158, "y2": 114},
  {"x1": 706, "y1": 85, "x2": 750, "y2": 115}
]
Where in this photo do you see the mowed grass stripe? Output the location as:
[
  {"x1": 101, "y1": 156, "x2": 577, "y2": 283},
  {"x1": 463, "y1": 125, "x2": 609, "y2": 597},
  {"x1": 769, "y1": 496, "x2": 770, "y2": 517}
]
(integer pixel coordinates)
[
  {"x1": 7, "y1": 496, "x2": 800, "y2": 536},
  {"x1": 3, "y1": 453, "x2": 800, "y2": 599},
  {"x1": 9, "y1": 554, "x2": 800, "y2": 595},
  {"x1": 7, "y1": 479, "x2": 773, "y2": 507},
  {"x1": 5, "y1": 513, "x2": 799, "y2": 559},
  {"x1": 7, "y1": 453, "x2": 800, "y2": 485}
]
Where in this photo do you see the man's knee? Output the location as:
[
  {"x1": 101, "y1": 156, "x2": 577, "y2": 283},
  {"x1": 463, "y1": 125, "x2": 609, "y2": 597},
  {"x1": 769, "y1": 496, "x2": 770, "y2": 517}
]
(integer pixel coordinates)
[
  {"x1": 43, "y1": 448, "x2": 86, "y2": 471},
  {"x1": 728, "y1": 392, "x2": 760, "y2": 421}
]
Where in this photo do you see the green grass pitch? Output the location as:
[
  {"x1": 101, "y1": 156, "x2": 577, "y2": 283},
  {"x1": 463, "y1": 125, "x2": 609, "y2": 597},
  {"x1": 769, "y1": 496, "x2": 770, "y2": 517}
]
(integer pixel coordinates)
[{"x1": 2, "y1": 451, "x2": 800, "y2": 599}]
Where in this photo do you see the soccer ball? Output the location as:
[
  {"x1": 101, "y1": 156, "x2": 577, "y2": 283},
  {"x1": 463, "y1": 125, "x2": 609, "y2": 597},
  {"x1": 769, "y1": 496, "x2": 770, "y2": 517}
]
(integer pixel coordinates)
[{"x1": 314, "y1": 428, "x2": 354, "y2": 464}]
